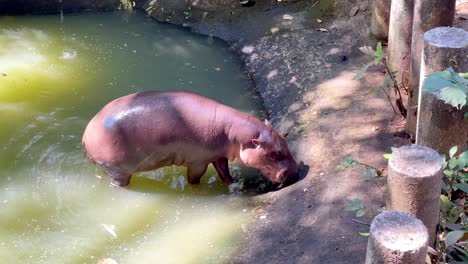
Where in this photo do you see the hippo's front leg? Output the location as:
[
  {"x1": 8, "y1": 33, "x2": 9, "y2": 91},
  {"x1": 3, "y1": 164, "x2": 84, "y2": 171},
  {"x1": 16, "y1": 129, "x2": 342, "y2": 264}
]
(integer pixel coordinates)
[{"x1": 212, "y1": 157, "x2": 234, "y2": 185}]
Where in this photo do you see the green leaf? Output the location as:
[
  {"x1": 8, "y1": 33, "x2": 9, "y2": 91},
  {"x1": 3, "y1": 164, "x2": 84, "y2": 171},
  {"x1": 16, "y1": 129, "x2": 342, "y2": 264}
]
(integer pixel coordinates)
[
  {"x1": 445, "y1": 230, "x2": 465, "y2": 246},
  {"x1": 443, "y1": 170, "x2": 454, "y2": 177},
  {"x1": 345, "y1": 198, "x2": 364, "y2": 211},
  {"x1": 437, "y1": 86, "x2": 467, "y2": 109},
  {"x1": 391, "y1": 147, "x2": 398, "y2": 152},
  {"x1": 344, "y1": 156, "x2": 354, "y2": 164},
  {"x1": 459, "y1": 72, "x2": 468, "y2": 78},
  {"x1": 449, "y1": 157, "x2": 458, "y2": 169},
  {"x1": 458, "y1": 150, "x2": 468, "y2": 168},
  {"x1": 450, "y1": 146, "x2": 458, "y2": 158},
  {"x1": 354, "y1": 199, "x2": 363, "y2": 208},
  {"x1": 456, "y1": 183, "x2": 468, "y2": 193},
  {"x1": 440, "y1": 153, "x2": 447, "y2": 161},
  {"x1": 383, "y1": 154, "x2": 391, "y2": 159},
  {"x1": 452, "y1": 245, "x2": 468, "y2": 261},
  {"x1": 346, "y1": 199, "x2": 360, "y2": 207},
  {"x1": 336, "y1": 156, "x2": 355, "y2": 171},
  {"x1": 445, "y1": 223, "x2": 463, "y2": 231},
  {"x1": 344, "y1": 206, "x2": 358, "y2": 211},
  {"x1": 353, "y1": 61, "x2": 373, "y2": 80},
  {"x1": 422, "y1": 67, "x2": 468, "y2": 110},
  {"x1": 441, "y1": 181, "x2": 450, "y2": 192},
  {"x1": 359, "y1": 232, "x2": 370, "y2": 237},
  {"x1": 373, "y1": 55, "x2": 383, "y2": 65},
  {"x1": 460, "y1": 172, "x2": 468, "y2": 182},
  {"x1": 457, "y1": 156, "x2": 467, "y2": 169},
  {"x1": 356, "y1": 209, "x2": 366, "y2": 217},
  {"x1": 440, "y1": 195, "x2": 451, "y2": 212},
  {"x1": 375, "y1": 42, "x2": 382, "y2": 57},
  {"x1": 423, "y1": 71, "x2": 454, "y2": 94},
  {"x1": 367, "y1": 87, "x2": 381, "y2": 95},
  {"x1": 449, "y1": 206, "x2": 460, "y2": 219}
]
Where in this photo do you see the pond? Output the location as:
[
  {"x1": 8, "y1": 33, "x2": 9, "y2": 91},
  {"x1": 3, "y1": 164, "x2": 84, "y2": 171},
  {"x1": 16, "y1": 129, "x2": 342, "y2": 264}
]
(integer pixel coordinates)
[{"x1": 0, "y1": 10, "x2": 265, "y2": 263}]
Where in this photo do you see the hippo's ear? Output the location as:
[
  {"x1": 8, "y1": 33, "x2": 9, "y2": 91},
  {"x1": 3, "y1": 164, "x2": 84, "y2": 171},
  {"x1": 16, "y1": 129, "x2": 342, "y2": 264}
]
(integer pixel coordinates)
[{"x1": 264, "y1": 119, "x2": 271, "y2": 126}]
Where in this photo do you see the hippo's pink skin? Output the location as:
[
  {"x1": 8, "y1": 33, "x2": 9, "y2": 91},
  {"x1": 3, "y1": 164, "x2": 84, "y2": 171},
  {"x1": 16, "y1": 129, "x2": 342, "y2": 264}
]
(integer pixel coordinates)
[{"x1": 82, "y1": 91, "x2": 298, "y2": 187}]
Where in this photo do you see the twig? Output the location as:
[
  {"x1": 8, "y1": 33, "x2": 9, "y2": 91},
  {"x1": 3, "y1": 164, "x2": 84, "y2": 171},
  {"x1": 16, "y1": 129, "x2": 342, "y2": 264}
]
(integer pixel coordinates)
[
  {"x1": 380, "y1": 83, "x2": 399, "y2": 115},
  {"x1": 352, "y1": 218, "x2": 371, "y2": 226},
  {"x1": 382, "y1": 58, "x2": 407, "y2": 117},
  {"x1": 311, "y1": 0, "x2": 320, "y2": 7},
  {"x1": 354, "y1": 160, "x2": 383, "y2": 174}
]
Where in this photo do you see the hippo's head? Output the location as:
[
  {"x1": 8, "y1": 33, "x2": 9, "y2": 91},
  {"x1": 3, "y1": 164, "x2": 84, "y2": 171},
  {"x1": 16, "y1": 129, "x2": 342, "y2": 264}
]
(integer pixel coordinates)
[{"x1": 239, "y1": 122, "x2": 299, "y2": 185}]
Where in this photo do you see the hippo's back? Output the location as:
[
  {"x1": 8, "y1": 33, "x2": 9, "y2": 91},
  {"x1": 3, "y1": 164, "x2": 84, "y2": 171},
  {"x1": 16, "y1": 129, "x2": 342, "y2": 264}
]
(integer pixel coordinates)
[{"x1": 82, "y1": 91, "x2": 235, "y2": 167}]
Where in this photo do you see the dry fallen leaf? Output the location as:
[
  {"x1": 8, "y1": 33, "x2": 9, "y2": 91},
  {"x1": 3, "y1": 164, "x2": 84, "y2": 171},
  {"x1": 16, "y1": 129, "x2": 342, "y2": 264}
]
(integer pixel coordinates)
[
  {"x1": 316, "y1": 28, "x2": 329, "y2": 33},
  {"x1": 316, "y1": 18, "x2": 322, "y2": 23},
  {"x1": 358, "y1": 45, "x2": 375, "y2": 56},
  {"x1": 350, "y1": 6, "x2": 359, "y2": 16},
  {"x1": 101, "y1": 224, "x2": 117, "y2": 238},
  {"x1": 455, "y1": 197, "x2": 466, "y2": 207},
  {"x1": 270, "y1": 27, "x2": 280, "y2": 33}
]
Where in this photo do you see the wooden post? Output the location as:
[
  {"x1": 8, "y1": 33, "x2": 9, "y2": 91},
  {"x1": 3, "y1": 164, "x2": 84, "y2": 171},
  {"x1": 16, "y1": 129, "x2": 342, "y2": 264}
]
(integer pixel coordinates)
[
  {"x1": 365, "y1": 211, "x2": 429, "y2": 264},
  {"x1": 370, "y1": 0, "x2": 391, "y2": 40},
  {"x1": 405, "y1": 0, "x2": 456, "y2": 136},
  {"x1": 387, "y1": 0, "x2": 414, "y2": 88},
  {"x1": 387, "y1": 145, "x2": 443, "y2": 246},
  {"x1": 416, "y1": 27, "x2": 468, "y2": 155}
]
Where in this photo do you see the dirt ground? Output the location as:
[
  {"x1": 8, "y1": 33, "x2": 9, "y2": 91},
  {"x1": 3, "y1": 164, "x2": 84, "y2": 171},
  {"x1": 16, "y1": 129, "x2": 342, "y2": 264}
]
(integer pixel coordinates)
[{"x1": 136, "y1": 1, "x2": 468, "y2": 263}]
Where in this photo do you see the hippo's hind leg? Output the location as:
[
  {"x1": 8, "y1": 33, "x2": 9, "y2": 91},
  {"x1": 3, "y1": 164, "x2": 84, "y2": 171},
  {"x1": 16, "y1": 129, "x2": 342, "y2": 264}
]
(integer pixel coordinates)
[
  {"x1": 102, "y1": 164, "x2": 132, "y2": 187},
  {"x1": 212, "y1": 157, "x2": 234, "y2": 185},
  {"x1": 187, "y1": 164, "x2": 208, "y2": 184}
]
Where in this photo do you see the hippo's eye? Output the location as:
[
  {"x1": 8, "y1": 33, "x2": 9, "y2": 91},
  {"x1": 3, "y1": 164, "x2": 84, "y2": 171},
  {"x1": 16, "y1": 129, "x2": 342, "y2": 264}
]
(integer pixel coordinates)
[{"x1": 269, "y1": 151, "x2": 284, "y2": 161}]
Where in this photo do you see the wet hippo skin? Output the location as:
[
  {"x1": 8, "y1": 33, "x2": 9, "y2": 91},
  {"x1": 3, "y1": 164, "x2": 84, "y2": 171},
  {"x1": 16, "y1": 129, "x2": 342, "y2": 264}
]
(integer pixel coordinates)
[{"x1": 82, "y1": 91, "x2": 298, "y2": 187}]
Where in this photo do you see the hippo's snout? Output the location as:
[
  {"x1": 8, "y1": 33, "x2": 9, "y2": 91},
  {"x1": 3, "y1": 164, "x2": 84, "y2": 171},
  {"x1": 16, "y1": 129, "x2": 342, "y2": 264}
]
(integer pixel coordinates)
[{"x1": 274, "y1": 161, "x2": 299, "y2": 185}]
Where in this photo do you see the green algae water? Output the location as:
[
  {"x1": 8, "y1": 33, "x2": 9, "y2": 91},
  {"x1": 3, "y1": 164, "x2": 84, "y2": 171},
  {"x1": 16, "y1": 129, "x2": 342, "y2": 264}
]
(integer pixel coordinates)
[{"x1": 0, "y1": 10, "x2": 263, "y2": 263}]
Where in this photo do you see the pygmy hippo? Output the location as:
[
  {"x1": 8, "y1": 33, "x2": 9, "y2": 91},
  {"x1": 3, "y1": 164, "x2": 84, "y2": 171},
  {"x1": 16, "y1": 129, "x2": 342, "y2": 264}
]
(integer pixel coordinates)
[{"x1": 82, "y1": 91, "x2": 298, "y2": 187}]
